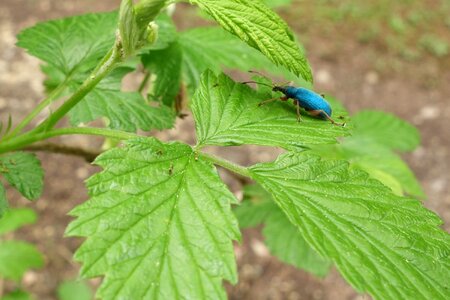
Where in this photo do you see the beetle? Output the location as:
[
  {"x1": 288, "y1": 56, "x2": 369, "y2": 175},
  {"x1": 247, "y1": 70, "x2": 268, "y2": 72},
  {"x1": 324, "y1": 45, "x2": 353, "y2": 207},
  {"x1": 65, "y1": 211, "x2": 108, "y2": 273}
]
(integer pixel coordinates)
[{"x1": 242, "y1": 71, "x2": 345, "y2": 126}]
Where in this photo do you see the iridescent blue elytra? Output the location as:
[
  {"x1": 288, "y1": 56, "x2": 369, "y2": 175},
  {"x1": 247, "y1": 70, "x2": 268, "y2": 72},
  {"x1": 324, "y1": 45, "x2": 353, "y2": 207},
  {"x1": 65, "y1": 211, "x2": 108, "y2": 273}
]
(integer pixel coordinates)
[
  {"x1": 279, "y1": 86, "x2": 332, "y2": 118},
  {"x1": 242, "y1": 73, "x2": 345, "y2": 125},
  {"x1": 269, "y1": 85, "x2": 344, "y2": 126}
]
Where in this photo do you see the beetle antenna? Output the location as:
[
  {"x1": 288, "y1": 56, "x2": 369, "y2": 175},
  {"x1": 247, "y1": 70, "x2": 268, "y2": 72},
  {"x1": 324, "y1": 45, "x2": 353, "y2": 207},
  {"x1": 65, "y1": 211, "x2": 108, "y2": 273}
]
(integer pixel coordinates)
[
  {"x1": 248, "y1": 70, "x2": 275, "y2": 83},
  {"x1": 248, "y1": 70, "x2": 290, "y2": 87},
  {"x1": 241, "y1": 81, "x2": 273, "y2": 88}
]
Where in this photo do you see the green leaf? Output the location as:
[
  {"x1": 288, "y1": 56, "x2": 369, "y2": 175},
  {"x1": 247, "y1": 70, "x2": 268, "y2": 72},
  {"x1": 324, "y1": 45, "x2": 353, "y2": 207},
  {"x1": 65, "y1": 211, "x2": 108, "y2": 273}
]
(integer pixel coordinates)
[
  {"x1": 179, "y1": 27, "x2": 306, "y2": 94},
  {"x1": 343, "y1": 140, "x2": 425, "y2": 198},
  {"x1": 17, "y1": 12, "x2": 118, "y2": 75},
  {"x1": 18, "y1": 12, "x2": 173, "y2": 132},
  {"x1": 262, "y1": 0, "x2": 292, "y2": 8},
  {"x1": 0, "y1": 241, "x2": 44, "y2": 281},
  {"x1": 0, "y1": 208, "x2": 37, "y2": 235},
  {"x1": 68, "y1": 68, "x2": 175, "y2": 132},
  {"x1": 57, "y1": 280, "x2": 93, "y2": 300},
  {"x1": 142, "y1": 42, "x2": 183, "y2": 107},
  {"x1": 189, "y1": 0, "x2": 312, "y2": 82},
  {"x1": 235, "y1": 185, "x2": 331, "y2": 277},
  {"x1": 354, "y1": 162, "x2": 404, "y2": 196},
  {"x1": 0, "y1": 152, "x2": 44, "y2": 201},
  {"x1": 192, "y1": 71, "x2": 348, "y2": 149},
  {"x1": 263, "y1": 206, "x2": 331, "y2": 277},
  {"x1": 0, "y1": 184, "x2": 6, "y2": 218},
  {"x1": 1, "y1": 290, "x2": 33, "y2": 300},
  {"x1": 352, "y1": 110, "x2": 420, "y2": 152},
  {"x1": 311, "y1": 110, "x2": 425, "y2": 198},
  {"x1": 234, "y1": 185, "x2": 274, "y2": 228},
  {"x1": 250, "y1": 152, "x2": 450, "y2": 300},
  {"x1": 67, "y1": 138, "x2": 239, "y2": 299}
]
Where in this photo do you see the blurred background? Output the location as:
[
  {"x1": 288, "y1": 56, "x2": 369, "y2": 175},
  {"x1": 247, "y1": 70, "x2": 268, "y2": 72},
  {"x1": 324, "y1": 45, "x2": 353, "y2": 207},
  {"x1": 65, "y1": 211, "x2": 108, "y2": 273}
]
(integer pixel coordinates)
[{"x1": 0, "y1": 0, "x2": 449, "y2": 299}]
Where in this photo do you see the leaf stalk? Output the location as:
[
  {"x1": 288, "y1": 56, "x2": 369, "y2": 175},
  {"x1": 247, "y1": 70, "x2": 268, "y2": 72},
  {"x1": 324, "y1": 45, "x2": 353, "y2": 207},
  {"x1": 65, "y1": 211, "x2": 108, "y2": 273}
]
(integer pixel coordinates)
[
  {"x1": 4, "y1": 77, "x2": 70, "y2": 140},
  {"x1": 33, "y1": 43, "x2": 123, "y2": 133},
  {"x1": 199, "y1": 152, "x2": 251, "y2": 178},
  {"x1": 0, "y1": 127, "x2": 139, "y2": 154}
]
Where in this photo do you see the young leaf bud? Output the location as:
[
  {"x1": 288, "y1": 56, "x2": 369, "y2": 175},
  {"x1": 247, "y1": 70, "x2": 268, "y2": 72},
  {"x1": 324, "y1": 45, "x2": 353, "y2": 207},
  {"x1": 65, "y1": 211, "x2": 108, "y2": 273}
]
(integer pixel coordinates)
[{"x1": 146, "y1": 21, "x2": 159, "y2": 45}]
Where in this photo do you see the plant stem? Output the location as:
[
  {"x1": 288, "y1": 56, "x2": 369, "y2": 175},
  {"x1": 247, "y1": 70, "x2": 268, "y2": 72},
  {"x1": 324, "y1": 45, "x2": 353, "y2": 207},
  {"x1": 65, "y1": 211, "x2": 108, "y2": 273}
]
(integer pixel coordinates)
[
  {"x1": 199, "y1": 152, "x2": 251, "y2": 178},
  {"x1": 138, "y1": 71, "x2": 151, "y2": 94},
  {"x1": 0, "y1": 127, "x2": 139, "y2": 154},
  {"x1": 5, "y1": 78, "x2": 69, "y2": 139},
  {"x1": 34, "y1": 44, "x2": 122, "y2": 133},
  {"x1": 25, "y1": 142, "x2": 101, "y2": 162}
]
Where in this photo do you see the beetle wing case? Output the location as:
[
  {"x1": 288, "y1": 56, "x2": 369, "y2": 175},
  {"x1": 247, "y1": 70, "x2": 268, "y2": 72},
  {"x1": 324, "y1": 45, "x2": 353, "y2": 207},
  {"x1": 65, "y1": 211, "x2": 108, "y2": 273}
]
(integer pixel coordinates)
[{"x1": 291, "y1": 87, "x2": 332, "y2": 116}]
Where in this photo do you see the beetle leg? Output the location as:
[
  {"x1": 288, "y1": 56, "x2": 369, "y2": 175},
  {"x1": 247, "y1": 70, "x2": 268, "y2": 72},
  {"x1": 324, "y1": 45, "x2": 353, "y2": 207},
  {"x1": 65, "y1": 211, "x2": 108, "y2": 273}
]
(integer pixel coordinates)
[
  {"x1": 295, "y1": 100, "x2": 302, "y2": 122},
  {"x1": 257, "y1": 98, "x2": 279, "y2": 106},
  {"x1": 321, "y1": 93, "x2": 325, "y2": 98},
  {"x1": 309, "y1": 110, "x2": 346, "y2": 126}
]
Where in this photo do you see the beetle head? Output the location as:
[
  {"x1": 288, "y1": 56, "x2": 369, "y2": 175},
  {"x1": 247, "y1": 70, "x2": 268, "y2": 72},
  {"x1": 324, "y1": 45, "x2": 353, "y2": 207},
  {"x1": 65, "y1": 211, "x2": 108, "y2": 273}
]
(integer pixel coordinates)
[{"x1": 273, "y1": 86, "x2": 287, "y2": 94}]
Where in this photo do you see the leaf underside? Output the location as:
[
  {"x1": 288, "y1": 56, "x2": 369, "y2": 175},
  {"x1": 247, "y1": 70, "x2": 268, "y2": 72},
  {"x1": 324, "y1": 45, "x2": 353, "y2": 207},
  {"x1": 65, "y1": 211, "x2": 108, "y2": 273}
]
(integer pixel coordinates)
[
  {"x1": 352, "y1": 110, "x2": 420, "y2": 152},
  {"x1": 178, "y1": 27, "x2": 307, "y2": 95},
  {"x1": 263, "y1": 205, "x2": 332, "y2": 277},
  {"x1": 0, "y1": 152, "x2": 44, "y2": 201},
  {"x1": 68, "y1": 68, "x2": 175, "y2": 132},
  {"x1": 343, "y1": 140, "x2": 425, "y2": 198},
  {"x1": 189, "y1": 0, "x2": 313, "y2": 82},
  {"x1": 250, "y1": 152, "x2": 450, "y2": 300},
  {"x1": 142, "y1": 42, "x2": 183, "y2": 107},
  {"x1": 67, "y1": 138, "x2": 240, "y2": 299},
  {"x1": 311, "y1": 110, "x2": 424, "y2": 198},
  {"x1": 235, "y1": 185, "x2": 331, "y2": 277}
]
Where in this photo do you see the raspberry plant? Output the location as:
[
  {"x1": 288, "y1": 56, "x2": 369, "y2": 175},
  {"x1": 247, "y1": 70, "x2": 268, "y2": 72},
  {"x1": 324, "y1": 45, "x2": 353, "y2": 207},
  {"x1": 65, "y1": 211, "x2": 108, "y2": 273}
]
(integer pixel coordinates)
[{"x1": 0, "y1": 0, "x2": 449, "y2": 299}]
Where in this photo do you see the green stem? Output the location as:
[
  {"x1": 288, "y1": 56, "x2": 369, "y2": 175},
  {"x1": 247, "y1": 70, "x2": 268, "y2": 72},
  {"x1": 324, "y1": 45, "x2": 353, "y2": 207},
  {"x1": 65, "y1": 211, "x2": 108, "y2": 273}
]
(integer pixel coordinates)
[
  {"x1": 25, "y1": 142, "x2": 100, "y2": 162},
  {"x1": 138, "y1": 71, "x2": 151, "y2": 94},
  {"x1": 0, "y1": 127, "x2": 139, "y2": 154},
  {"x1": 199, "y1": 152, "x2": 251, "y2": 178},
  {"x1": 34, "y1": 45, "x2": 122, "y2": 133},
  {"x1": 4, "y1": 78, "x2": 69, "y2": 139}
]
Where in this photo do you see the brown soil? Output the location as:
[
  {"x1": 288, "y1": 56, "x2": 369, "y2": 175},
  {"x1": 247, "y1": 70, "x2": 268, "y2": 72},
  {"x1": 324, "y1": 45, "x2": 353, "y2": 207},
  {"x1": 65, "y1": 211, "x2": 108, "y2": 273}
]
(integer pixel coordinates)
[{"x1": 0, "y1": 1, "x2": 449, "y2": 299}]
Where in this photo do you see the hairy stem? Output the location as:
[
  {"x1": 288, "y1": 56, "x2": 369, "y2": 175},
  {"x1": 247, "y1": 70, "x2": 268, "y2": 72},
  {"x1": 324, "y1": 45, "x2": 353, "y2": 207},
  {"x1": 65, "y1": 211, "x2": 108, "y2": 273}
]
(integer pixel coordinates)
[
  {"x1": 5, "y1": 77, "x2": 69, "y2": 139},
  {"x1": 138, "y1": 71, "x2": 151, "y2": 94},
  {"x1": 0, "y1": 127, "x2": 139, "y2": 154},
  {"x1": 199, "y1": 152, "x2": 251, "y2": 178},
  {"x1": 34, "y1": 43, "x2": 122, "y2": 133},
  {"x1": 25, "y1": 142, "x2": 101, "y2": 162}
]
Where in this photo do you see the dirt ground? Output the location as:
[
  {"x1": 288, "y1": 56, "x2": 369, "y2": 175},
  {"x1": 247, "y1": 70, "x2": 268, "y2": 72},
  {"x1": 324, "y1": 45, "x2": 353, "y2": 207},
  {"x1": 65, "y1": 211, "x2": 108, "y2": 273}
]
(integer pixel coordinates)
[{"x1": 0, "y1": 1, "x2": 449, "y2": 299}]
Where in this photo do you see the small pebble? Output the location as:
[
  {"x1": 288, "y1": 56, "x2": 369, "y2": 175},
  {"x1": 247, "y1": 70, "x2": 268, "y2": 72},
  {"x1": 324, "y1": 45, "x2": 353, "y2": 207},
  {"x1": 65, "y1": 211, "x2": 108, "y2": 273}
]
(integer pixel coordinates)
[
  {"x1": 315, "y1": 69, "x2": 332, "y2": 85},
  {"x1": 365, "y1": 71, "x2": 379, "y2": 85},
  {"x1": 23, "y1": 271, "x2": 39, "y2": 286},
  {"x1": 250, "y1": 239, "x2": 270, "y2": 258},
  {"x1": 419, "y1": 106, "x2": 440, "y2": 120}
]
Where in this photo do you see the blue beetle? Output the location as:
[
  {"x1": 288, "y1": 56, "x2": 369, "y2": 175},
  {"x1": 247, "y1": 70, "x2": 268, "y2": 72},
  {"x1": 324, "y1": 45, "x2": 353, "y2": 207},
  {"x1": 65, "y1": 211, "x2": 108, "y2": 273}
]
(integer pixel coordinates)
[{"x1": 243, "y1": 72, "x2": 345, "y2": 126}]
